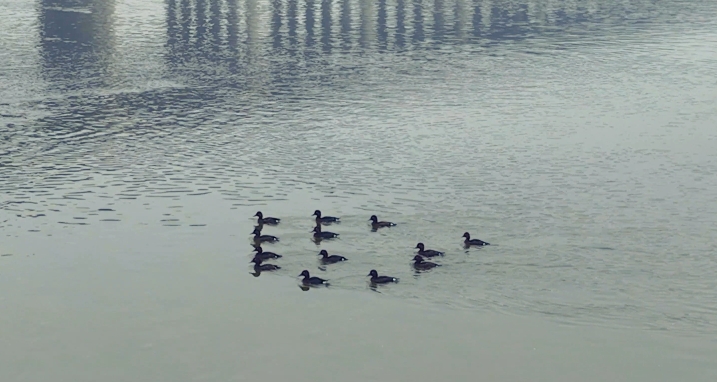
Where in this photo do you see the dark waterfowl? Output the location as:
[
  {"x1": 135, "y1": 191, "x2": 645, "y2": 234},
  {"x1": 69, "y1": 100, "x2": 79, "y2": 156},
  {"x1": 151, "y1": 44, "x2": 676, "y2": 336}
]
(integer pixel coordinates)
[
  {"x1": 415, "y1": 242, "x2": 444, "y2": 258},
  {"x1": 369, "y1": 215, "x2": 396, "y2": 228},
  {"x1": 252, "y1": 227, "x2": 279, "y2": 243},
  {"x1": 251, "y1": 257, "x2": 281, "y2": 272},
  {"x1": 413, "y1": 255, "x2": 440, "y2": 270},
  {"x1": 254, "y1": 211, "x2": 280, "y2": 225},
  {"x1": 299, "y1": 270, "x2": 329, "y2": 286},
  {"x1": 251, "y1": 253, "x2": 279, "y2": 264},
  {"x1": 252, "y1": 245, "x2": 282, "y2": 260},
  {"x1": 311, "y1": 225, "x2": 339, "y2": 239},
  {"x1": 367, "y1": 269, "x2": 398, "y2": 284},
  {"x1": 463, "y1": 232, "x2": 490, "y2": 246},
  {"x1": 318, "y1": 249, "x2": 347, "y2": 264},
  {"x1": 313, "y1": 210, "x2": 340, "y2": 224}
]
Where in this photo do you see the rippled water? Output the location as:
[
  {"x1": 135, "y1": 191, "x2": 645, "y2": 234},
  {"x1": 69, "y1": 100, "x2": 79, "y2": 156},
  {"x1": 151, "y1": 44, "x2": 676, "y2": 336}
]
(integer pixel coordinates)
[{"x1": 2, "y1": 0, "x2": 717, "y2": 379}]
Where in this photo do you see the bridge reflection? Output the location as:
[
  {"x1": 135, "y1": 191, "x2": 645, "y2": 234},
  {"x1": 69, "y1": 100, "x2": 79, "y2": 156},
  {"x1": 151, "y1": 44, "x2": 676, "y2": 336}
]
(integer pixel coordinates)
[
  {"x1": 36, "y1": 0, "x2": 665, "y2": 93},
  {"x1": 163, "y1": 0, "x2": 660, "y2": 58},
  {"x1": 39, "y1": 0, "x2": 115, "y2": 90}
]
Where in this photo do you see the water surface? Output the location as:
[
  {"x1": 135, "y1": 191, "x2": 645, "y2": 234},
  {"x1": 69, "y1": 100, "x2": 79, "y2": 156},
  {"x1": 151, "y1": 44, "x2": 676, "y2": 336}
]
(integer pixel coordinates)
[{"x1": 1, "y1": 0, "x2": 717, "y2": 380}]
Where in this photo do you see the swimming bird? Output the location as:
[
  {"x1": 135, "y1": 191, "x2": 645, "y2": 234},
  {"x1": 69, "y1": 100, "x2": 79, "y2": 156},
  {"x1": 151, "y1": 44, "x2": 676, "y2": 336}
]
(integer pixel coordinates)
[
  {"x1": 252, "y1": 245, "x2": 282, "y2": 260},
  {"x1": 299, "y1": 270, "x2": 329, "y2": 286},
  {"x1": 413, "y1": 255, "x2": 440, "y2": 270},
  {"x1": 463, "y1": 232, "x2": 490, "y2": 246},
  {"x1": 313, "y1": 210, "x2": 340, "y2": 224},
  {"x1": 254, "y1": 211, "x2": 280, "y2": 225},
  {"x1": 311, "y1": 225, "x2": 339, "y2": 239},
  {"x1": 318, "y1": 249, "x2": 347, "y2": 264},
  {"x1": 367, "y1": 269, "x2": 399, "y2": 284},
  {"x1": 369, "y1": 215, "x2": 396, "y2": 229},
  {"x1": 415, "y1": 242, "x2": 444, "y2": 258},
  {"x1": 251, "y1": 227, "x2": 279, "y2": 243},
  {"x1": 251, "y1": 257, "x2": 281, "y2": 272}
]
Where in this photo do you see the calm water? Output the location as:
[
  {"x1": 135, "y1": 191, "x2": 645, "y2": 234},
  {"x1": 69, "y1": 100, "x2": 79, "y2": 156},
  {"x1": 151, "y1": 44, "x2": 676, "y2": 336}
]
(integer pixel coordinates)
[{"x1": 2, "y1": 0, "x2": 717, "y2": 380}]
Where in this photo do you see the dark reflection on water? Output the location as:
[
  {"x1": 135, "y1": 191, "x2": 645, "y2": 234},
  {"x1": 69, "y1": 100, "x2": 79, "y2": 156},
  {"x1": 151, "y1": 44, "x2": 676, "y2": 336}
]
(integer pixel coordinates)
[
  {"x1": 39, "y1": 0, "x2": 115, "y2": 91},
  {"x1": 1, "y1": 0, "x2": 717, "y2": 335}
]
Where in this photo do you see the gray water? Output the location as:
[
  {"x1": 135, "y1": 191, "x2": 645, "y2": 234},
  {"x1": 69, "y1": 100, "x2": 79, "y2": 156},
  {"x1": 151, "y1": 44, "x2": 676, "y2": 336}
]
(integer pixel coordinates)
[{"x1": 2, "y1": 0, "x2": 717, "y2": 381}]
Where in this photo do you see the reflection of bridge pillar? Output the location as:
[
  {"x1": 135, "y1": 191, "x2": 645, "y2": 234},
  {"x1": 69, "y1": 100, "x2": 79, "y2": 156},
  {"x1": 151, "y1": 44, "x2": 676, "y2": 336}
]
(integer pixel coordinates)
[
  {"x1": 305, "y1": 0, "x2": 316, "y2": 47},
  {"x1": 433, "y1": 0, "x2": 444, "y2": 42},
  {"x1": 340, "y1": 0, "x2": 352, "y2": 49},
  {"x1": 321, "y1": 0, "x2": 332, "y2": 52},
  {"x1": 196, "y1": 0, "x2": 207, "y2": 49},
  {"x1": 413, "y1": 0, "x2": 424, "y2": 44},
  {"x1": 378, "y1": 0, "x2": 388, "y2": 50},
  {"x1": 39, "y1": 0, "x2": 116, "y2": 89},
  {"x1": 288, "y1": 0, "x2": 299, "y2": 49},
  {"x1": 209, "y1": 0, "x2": 222, "y2": 53},
  {"x1": 271, "y1": 0, "x2": 283, "y2": 49},
  {"x1": 180, "y1": 0, "x2": 192, "y2": 48},
  {"x1": 227, "y1": 0, "x2": 239, "y2": 53},
  {"x1": 395, "y1": 0, "x2": 406, "y2": 48}
]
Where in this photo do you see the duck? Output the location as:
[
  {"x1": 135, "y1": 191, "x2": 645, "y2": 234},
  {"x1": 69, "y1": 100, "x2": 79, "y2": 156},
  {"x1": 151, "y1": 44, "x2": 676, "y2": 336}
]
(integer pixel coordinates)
[
  {"x1": 313, "y1": 210, "x2": 340, "y2": 224},
  {"x1": 299, "y1": 270, "x2": 329, "y2": 286},
  {"x1": 252, "y1": 245, "x2": 282, "y2": 260},
  {"x1": 318, "y1": 249, "x2": 347, "y2": 264},
  {"x1": 463, "y1": 232, "x2": 490, "y2": 246},
  {"x1": 251, "y1": 257, "x2": 281, "y2": 272},
  {"x1": 369, "y1": 215, "x2": 396, "y2": 228},
  {"x1": 311, "y1": 225, "x2": 339, "y2": 239},
  {"x1": 254, "y1": 211, "x2": 280, "y2": 225},
  {"x1": 413, "y1": 255, "x2": 440, "y2": 270},
  {"x1": 415, "y1": 242, "x2": 444, "y2": 257},
  {"x1": 251, "y1": 227, "x2": 279, "y2": 243},
  {"x1": 367, "y1": 269, "x2": 399, "y2": 284}
]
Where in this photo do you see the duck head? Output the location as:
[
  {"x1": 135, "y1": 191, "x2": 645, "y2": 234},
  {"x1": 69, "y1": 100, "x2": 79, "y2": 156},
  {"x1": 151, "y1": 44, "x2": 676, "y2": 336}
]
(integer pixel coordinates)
[
  {"x1": 413, "y1": 255, "x2": 425, "y2": 263},
  {"x1": 312, "y1": 210, "x2": 322, "y2": 217},
  {"x1": 415, "y1": 243, "x2": 425, "y2": 250},
  {"x1": 369, "y1": 215, "x2": 379, "y2": 223},
  {"x1": 367, "y1": 269, "x2": 378, "y2": 277},
  {"x1": 299, "y1": 270, "x2": 310, "y2": 278},
  {"x1": 254, "y1": 211, "x2": 264, "y2": 218}
]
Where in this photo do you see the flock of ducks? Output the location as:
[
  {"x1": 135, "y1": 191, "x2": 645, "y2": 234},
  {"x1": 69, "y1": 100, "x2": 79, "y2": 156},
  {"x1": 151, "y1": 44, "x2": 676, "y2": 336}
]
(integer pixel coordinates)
[{"x1": 250, "y1": 210, "x2": 490, "y2": 287}]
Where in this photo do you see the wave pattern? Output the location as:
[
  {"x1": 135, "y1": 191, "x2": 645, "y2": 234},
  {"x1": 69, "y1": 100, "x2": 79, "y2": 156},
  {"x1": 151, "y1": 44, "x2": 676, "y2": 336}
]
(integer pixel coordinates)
[{"x1": 1, "y1": 0, "x2": 717, "y2": 335}]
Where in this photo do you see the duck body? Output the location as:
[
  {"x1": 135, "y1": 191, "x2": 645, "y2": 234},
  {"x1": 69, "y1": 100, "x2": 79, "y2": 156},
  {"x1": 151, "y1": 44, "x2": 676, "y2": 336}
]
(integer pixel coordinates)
[
  {"x1": 462, "y1": 232, "x2": 489, "y2": 246},
  {"x1": 415, "y1": 242, "x2": 444, "y2": 258},
  {"x1": 369, "y1": 215, "x2": 396, "y2": 228},
  {"x1": 413, "y1": 255, "x2": 440, "y2": 270},
  {"x1": 312, "y1": 226, "x2": 339, "y2": 239},
  {"x1": 252, "y1": 228, "x2": 279, "y2": 243},
  {"x1": 252, "y1": 253, "x2": 280, "y2": 263},
  {"x1": 251, "y1": 258, "x2": 281, "y2": 272},
  {"x1": 254, "y1": 211, "x2": 280, "y2": 225},
  {"x1": 313, "y1": 210, "x2": 340, "y2": 224},
  {"x1": 318, "y1": 250, "x2": 347, "y2": 264},
  {"x1": 367, "y1": 269, "x2": 398, "y2": 284},
  {"x1": 252, "y1": 246, "x2": 282, "y2": 260},
  {"x1": 299, "y1": 270, "x2": 329, "y2": 286}
]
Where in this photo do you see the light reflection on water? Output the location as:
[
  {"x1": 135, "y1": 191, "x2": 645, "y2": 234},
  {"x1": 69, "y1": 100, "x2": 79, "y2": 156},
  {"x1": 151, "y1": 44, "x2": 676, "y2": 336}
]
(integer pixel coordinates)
[{"x1": 1, "y1": 0, "x2": 717, "y2": 338}]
